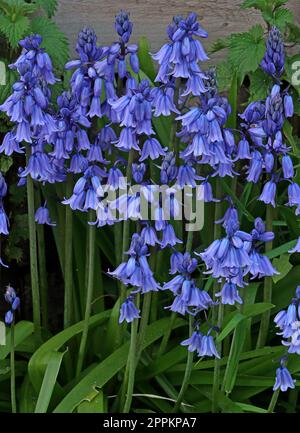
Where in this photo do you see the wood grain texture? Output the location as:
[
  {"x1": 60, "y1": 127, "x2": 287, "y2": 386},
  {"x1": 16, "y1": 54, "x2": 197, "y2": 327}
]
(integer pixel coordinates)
[{"x1": 54, "y1": 0, "x2": 300, "y2": 63}]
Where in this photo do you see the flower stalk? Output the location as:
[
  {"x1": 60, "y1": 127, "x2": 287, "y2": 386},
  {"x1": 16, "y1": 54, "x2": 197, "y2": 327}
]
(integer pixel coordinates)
[
  {"x1": 76, "y1": 209, "x2": 96, "y2": 377},
  {"x1": 26, "y1": 145, "x2": 41, "y2": 342}
]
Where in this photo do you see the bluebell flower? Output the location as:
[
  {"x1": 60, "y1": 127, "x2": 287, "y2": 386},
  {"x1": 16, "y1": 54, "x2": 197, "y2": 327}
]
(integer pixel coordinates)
[
  {"x1": 284, "y1": 94, "x2": 294, "y2": 118},
  {"x1": 109, "y1": 233, "x2": 160, "y2": 293},
  {"x1": 65, "y1": 28, "x2": 108, "y2": 118},
  {"x1": 215, "y1": 281, "x2": 243, "y2": 305},
  {"x1": 20, "y1": 141, "x2": 54, "y2": 182},
  {"x1": 286, "y1": 182, "x2": 300, "y2": 215},
  {"x1": 177, "y1": 161, "x2": 203, "y2": 188},
  {"x1": 152, "y1": 13, "x2": 208, "y2": 96},
  {"x1": 119, "y1": 295, "x2": 141, "y2": 324},
  {"x1": 160, "y1": 152, "x2": 178, "y2": 184},
  {"x1": 141, "y1": 224, "x2": 161, "y2": 246},
  {"x1": 198, "y1": 333, "x2": 220, "y2": 359},
  {"x1": 282, "y1": 155, "x2": 294, "y2": 179},
  {"x1": 106, "y1": 166, "x2": 127, "y2": 190},
  {"x1": 200, "y1": 209, "x2": 252, "y2": 287},
  {"x1": 273, "y1": 366, "x2": 295, "y2": 392},
  {"x1": 110, "y1": 79, "x2": 154, "y2": 135},
  {"x1": 97, "y1": 125, "x2": 117, "y2": 153},
  {"x1": 152, "y1": 83, "x2": 180, "y2": 117},
  {"x1": 161, "y1": 223, "x2": 182, "y2": 248},
  {"x1": 62, "y1": 165, "x2": 105, "y2": 211},
  {"x1": 5, "y1": 310, "x2": 14, "y2": 325},
  {"x1": 140, "y1": 137, "x2": 166, "y2": 161},
  {"x1": 13, "y1": 34, "x2": 56, "y2": 84},
  {"x1": 96, "y1": 11, "x2": 139, "y2": 83},
  {"x1": 35, "y1": 204, "x2": 56, "y2": 226},
  {"x1": 288, "y1": 237, "x2": 300, "y2": 254},
  {"x1": 0, "y1": 132, "x2": 24, "y2": 156},
  {"x1": 132, "y1": 163, "x2": 146, "y2": 183},
  {"x1": 247, "y1": 150, "x2": 263, "y2": 183},
  {"x1": 261, "y1": 27, "x2": 285, "y2": 78},
  {"x1": 181, "y1": 330, "x2": 202, "y2": 352},
  {"x1": 4, "y1": 286, "x2": 20, "y2": 325},
  {"x1": 235, "y1": 138, "x2": 251, "y2": 160},
  {"x1": 259, "y1": 180, "x2": 277, "y2": 207}
]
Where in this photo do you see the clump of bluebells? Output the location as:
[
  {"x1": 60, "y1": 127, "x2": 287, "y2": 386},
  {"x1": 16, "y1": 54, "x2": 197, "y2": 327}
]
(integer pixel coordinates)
[
  {"x1": 273, "y1": 286, "x2": 300, "y2": 391},
  {"x1": 0, "y1": 9, "x2": 299, "y2": 402}
]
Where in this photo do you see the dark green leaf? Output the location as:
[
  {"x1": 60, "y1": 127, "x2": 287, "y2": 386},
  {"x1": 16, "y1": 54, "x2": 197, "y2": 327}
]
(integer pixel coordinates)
[{"x1": 30, "y1": 17, "x2": 69, "y2": 69}]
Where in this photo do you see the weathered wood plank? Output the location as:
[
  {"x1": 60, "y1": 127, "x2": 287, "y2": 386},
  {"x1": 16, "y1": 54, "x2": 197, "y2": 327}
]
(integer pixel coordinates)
[{"x1": 54, "y1": 0, "x2": 300, "y2": 63}]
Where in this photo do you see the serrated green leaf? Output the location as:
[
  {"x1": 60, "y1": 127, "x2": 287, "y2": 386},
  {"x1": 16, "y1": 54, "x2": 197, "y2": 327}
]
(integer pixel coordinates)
[
  {"x1": 0, "y1": 12, "x2": 29, "y2": 48},
  {"x1": 30, "y1": 17, "x2": 69, "y2": 69},
  {"x1": 249, "y1": 69, "x2": 272, "y2": 102},
  {"x1": 216, "y1": 61, "x2": 233, "y2": 92},
  {"x1": 272, "y1": 254, "x2": 292, "y2": 283},
  {"x1": 241, "y1": 0, "x2": 287, "y2": 10},
  {"x1": 228, "y1": 25, "x2": 265, "y2": 76},
  {"x1": 210, "y1": 36, "x2": 231, "y2": 54},
  {"x1": 286, "y1": 22, "x2": 300, "y2": 43},
  {"x1": 35, "y1": 0, "x2": 57, "y2": 18},
  {"x1": 262, "y1": 7, "x2": 293, "y2": 31}
]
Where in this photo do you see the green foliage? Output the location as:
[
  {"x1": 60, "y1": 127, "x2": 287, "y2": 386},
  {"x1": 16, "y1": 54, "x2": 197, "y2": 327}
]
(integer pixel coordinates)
[
  {"x1": 228, "y1": 25, "x2": 265, "y2": 77},
  {"x1": 0, "y1": 0, "x2": 68, "y2": 72},
  {"x1": 30, "y1": 17, "x2": 69, "y2": 69}
]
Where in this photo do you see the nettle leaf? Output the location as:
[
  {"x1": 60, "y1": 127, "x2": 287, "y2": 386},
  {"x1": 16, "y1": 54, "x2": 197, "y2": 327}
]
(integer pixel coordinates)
[
  {"x1": 34, "y1": 0, "x2": 58, "y2": 18},
  {"x1": 0, "y1": 12, "x2": 30, "y2": 48},
  {"x1": 286, "y1": 22, "x2": 300, "y2": 43},
  {"x1": 210, "y1": 36, "x2": 231, "y2": 54},
  {"x1": 228, "y1": 25, "x2": 265, "y2": 76},
  {"x1": 272, "y1": 254, "x2": 292, "y2": 283},
  {"x1": 30, "y1": 17, "x2": 69, "y2": 69},
  {"x1": 0, "y1": 65, "x2": 18, "y2": 104},
  {"x1": 216, "y1": 61, "x2": 234, "y2": 92},
  {"x1": 241, "y1": 0, "x2": 287, "y2": 10},
  {"x1": 249, "y1": 69, "x2": 272, "y2": 101},
  {"x1": 262, "y1": 7, "x2": 293, "y2": 31}
]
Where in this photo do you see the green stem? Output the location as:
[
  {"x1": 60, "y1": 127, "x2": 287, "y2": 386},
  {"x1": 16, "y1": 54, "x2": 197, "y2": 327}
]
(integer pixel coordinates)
[
  {"x1": 120, "y1": 149, "x2": 135, "y2": 304},
  {"x1": 267, "y1": 389, "x2": 280, "y2": 413},
  {"x1": 76, "y1": 210, "x2": 96, "y2": 377},
  {"x1": 136, "y1": 292, "x2": 152, "y2": 360},
  {"x1": 10, "y1": 322, "x2": 16, "y2": 413},
  {"x1": 211, "y1": 179, "x2": 223, "y2": 412},
  {"x1": 212, "y1": 303, "x2": 224, "y2": 413},
  {"x1": 64, "y1": 174, "x2": 73, "y2": 329},
  {"x1": 157, "y1": 312, "x2": 176, "y2": 357},
  {"x1": 256, "y1": 205, "x2": 273, "y2": 348},
  {"x1": 26, "y1": 146, "x2": 41, "y2": 341},
  {"x1": 36, "y1": 188, "x2": 48, "y2": 330},
  {"x1": 122, "y1": 293, "x2": 140, "y2": 413},
  {"x1": 172, "y1": 315, "x2": 193, "y2": 412},
  {"x1": 172, "y1": 230, "x2": 194, "y2": 412}
]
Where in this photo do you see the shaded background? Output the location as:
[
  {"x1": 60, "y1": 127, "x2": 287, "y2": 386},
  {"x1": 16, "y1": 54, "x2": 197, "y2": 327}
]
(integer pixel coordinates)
[{"x1": 54, "y1": 0, "x2": 300, "y2": 62}]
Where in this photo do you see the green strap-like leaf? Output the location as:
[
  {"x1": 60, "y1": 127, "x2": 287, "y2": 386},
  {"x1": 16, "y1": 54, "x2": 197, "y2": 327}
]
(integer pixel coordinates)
[{"x1": 34, "y1": 350, "x2": 66, "y2": 413}]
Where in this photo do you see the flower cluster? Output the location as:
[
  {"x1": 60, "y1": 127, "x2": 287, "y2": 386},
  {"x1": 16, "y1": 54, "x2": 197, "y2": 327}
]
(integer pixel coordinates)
[
  {"x1": 4, "y1": 286, "x2": 20, "y2": 325},
  {"x1": 273, "y1": 286, "x2": 300, "y2": 391}
]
